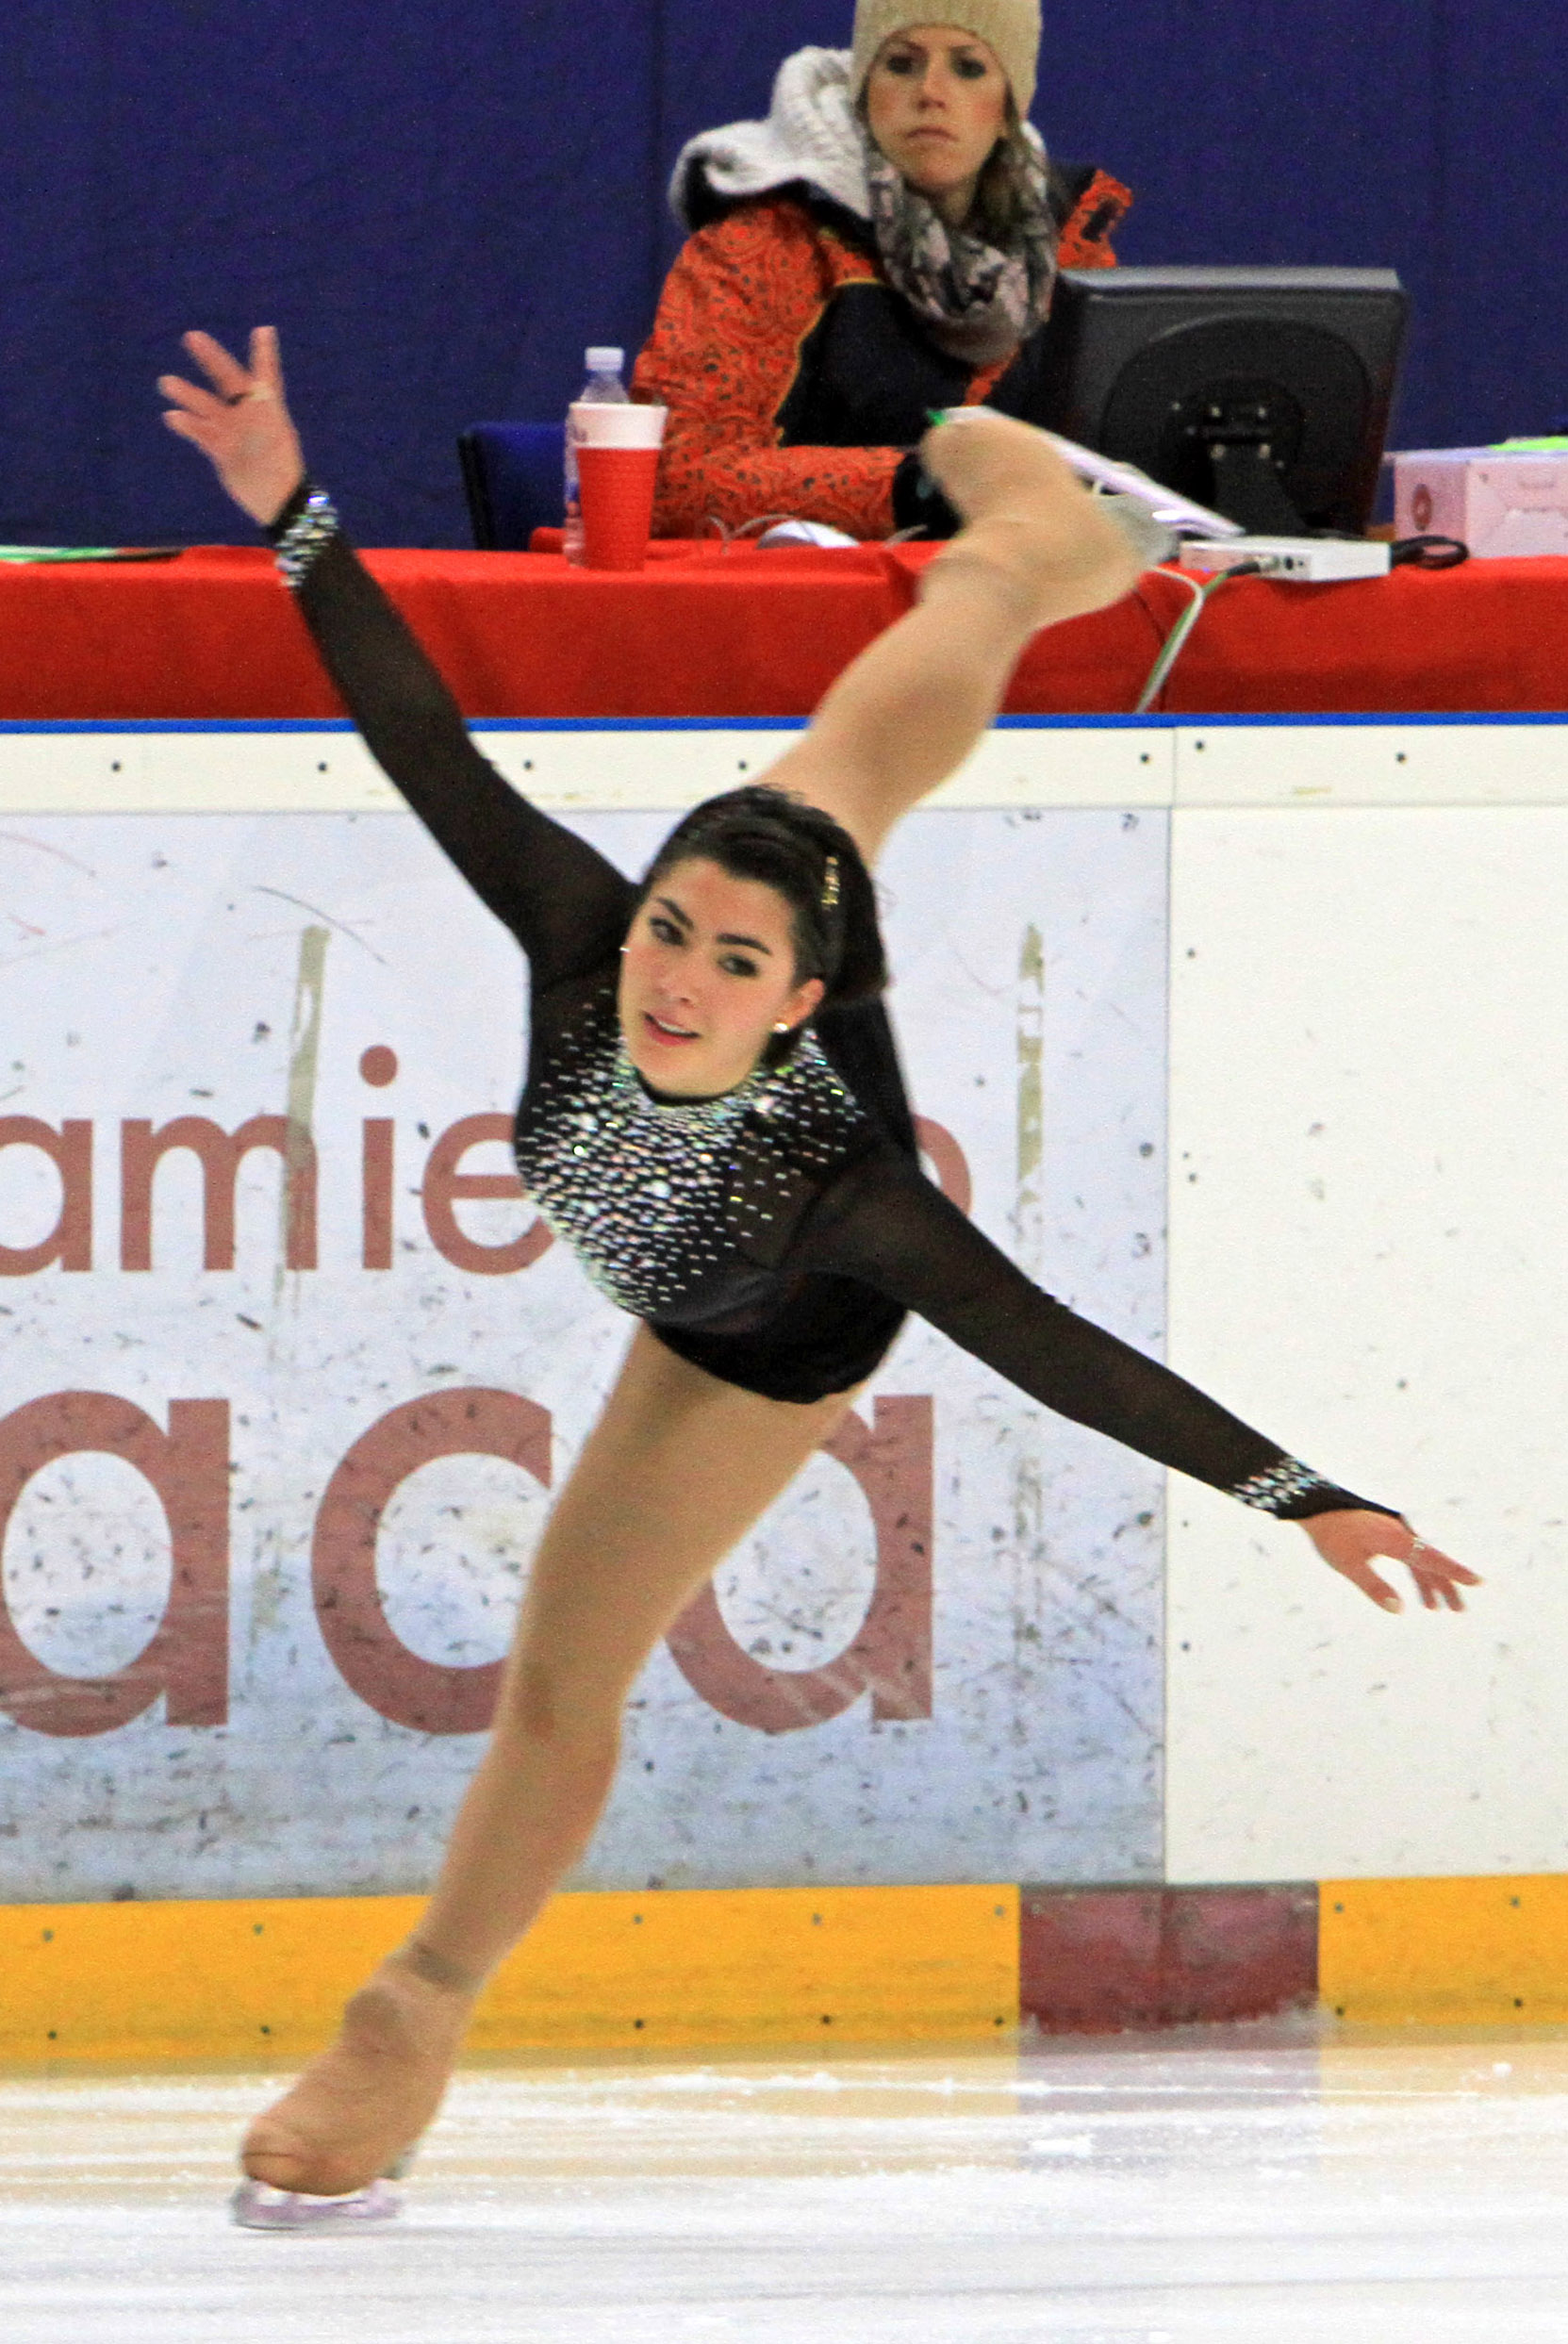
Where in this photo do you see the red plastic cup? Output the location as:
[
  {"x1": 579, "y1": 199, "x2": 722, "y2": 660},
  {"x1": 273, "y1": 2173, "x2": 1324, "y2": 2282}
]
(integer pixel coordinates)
[
  {"x1": 570, "y1": 403, "x2": 668, "y2": 571},
  {"x1": 577, "y1": 446, "x2": 662, "y2": 570}
]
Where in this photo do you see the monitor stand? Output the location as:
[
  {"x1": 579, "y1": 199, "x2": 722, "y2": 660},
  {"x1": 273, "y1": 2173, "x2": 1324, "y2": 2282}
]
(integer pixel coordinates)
[{"x1": 1204, "y1": 438, "x2": 1310, "y2": 536}]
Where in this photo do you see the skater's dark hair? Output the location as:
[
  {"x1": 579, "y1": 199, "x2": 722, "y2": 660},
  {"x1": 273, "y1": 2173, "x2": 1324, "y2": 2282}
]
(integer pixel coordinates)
[{"x1": 637, "y1": 785, "x2": 888, "y2": 1019}]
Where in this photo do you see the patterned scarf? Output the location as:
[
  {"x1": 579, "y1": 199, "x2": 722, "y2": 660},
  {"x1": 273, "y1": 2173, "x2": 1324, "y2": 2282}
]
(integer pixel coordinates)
[{"x1": 861, "y1": 124, "x2": 1058, "y2": 368}]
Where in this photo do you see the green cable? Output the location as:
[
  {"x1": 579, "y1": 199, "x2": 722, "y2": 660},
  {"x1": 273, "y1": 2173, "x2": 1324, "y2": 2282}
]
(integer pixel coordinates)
[{"x1": 1134, "y1": 562, "x2": 1263, "y2": 714}]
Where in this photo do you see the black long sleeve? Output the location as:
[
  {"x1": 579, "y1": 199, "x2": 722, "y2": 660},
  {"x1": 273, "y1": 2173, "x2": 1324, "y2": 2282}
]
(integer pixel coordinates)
[
  {"x1": 270, "y1": 487, "x2": 635, "y2": 984},
  {"x1": 807, "y1": 1145, "x2": 1394, "y2": 1519}
]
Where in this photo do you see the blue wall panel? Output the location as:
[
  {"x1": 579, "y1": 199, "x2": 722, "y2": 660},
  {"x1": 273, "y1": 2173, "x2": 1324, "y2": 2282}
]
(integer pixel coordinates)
[
  {"x1": 1433, "y1": 2, "x2": 1568, "y2": 446},
  {"x1": 0, "y1": 2, "x2": 1559, "y2": 551}
]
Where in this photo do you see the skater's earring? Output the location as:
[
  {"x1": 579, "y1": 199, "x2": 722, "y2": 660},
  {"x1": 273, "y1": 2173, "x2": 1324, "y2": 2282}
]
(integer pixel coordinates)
[{"x1": 773, "y1": 1020, "x2": 792, "y2": 1033}]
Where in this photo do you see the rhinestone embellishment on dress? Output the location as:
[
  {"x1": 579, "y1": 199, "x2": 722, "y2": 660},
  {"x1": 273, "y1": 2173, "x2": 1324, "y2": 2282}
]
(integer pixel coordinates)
[{"x1": 513, "y1": 982, "x2": 868, "y2": 1318}]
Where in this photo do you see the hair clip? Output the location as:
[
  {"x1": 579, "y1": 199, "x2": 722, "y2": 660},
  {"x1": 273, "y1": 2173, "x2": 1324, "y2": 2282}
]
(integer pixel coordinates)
[{"x1": 820, "y1": 855, "x2": 840, "y2": 912}]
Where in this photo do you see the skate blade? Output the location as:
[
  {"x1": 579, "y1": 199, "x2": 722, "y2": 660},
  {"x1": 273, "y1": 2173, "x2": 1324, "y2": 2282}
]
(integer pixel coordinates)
[{"x1": 230, "y1": 2175, "x2": 402, "y2": 2231}]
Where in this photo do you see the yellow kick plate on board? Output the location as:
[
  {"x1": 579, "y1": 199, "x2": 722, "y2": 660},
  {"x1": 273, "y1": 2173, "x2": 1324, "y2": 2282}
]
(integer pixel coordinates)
[
  {"x1": 1321, "y1": 1873, "x2": 1568, "y2": 2025},
  {"x1": 0, "y1": 1882, "x2": 1020, "y2": 2063}
]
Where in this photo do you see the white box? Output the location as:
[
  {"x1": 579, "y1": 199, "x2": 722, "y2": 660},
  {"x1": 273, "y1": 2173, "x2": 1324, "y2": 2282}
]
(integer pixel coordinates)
[
  {"x1": 1392, "y1": 446, "x2": 1568, "y2": 558},
  {"x1": 1179, "y1": 536, "x2": 1390, "y2": 581}
]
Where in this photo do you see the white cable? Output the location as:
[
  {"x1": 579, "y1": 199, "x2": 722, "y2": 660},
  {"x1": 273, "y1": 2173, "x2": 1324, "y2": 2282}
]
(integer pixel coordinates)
[{"x1": 1134, "y1": 569, "x2": 1205, "y2": 715}]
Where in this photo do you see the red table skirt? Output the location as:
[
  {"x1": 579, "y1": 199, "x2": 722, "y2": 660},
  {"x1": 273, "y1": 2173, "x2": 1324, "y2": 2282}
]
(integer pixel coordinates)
[{"x1": 3, "y1": 540, "x2": 1566, "y2": 720}]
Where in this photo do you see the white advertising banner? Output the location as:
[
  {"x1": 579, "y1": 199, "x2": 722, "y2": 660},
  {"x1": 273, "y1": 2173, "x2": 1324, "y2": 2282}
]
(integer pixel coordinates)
[{"x1": 0, "y1": 799, "x2": 1167, "y2": 1903}]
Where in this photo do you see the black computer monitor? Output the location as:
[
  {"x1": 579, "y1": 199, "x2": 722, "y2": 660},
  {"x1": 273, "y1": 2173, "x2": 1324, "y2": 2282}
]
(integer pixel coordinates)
[{"x1": 1038, "y1": 266, "x2": 1409, "y2": 536}]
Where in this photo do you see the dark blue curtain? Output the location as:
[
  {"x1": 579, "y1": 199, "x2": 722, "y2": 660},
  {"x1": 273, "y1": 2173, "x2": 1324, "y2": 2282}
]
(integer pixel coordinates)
[{"x1": 2, "y1": 1, "x2": 1560, "y2": 548}]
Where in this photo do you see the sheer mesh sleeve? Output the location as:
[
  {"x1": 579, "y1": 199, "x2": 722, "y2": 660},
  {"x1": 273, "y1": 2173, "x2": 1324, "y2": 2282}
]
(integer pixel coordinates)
[
  {"x1": 268, "y1": 487, "x2": 635, "y2": 984},
  {"x1": 806, "y1": 1147, "x2": 1397, "y2": 1521}
]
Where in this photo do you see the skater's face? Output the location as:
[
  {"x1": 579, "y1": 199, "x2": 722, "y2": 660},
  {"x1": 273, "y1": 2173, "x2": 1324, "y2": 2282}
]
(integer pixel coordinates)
[
  {"x1": 619, "y1": 857, "x2": 827, "y2": 1097},
  {"x1": 864, "y1": 25, "x2": 1011, "y2": 227}
]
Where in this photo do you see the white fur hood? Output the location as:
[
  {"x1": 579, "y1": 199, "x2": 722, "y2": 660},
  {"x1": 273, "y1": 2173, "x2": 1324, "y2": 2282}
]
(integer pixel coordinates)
[{"x1": 668, "y1": 48, "x2": 872, "y2": 229}]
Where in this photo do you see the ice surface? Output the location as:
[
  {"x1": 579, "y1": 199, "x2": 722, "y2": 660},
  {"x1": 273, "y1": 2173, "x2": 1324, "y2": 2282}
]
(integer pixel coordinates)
[{"x1": 3, "y1": 2029, "x2": 1568, "y2": 2341}]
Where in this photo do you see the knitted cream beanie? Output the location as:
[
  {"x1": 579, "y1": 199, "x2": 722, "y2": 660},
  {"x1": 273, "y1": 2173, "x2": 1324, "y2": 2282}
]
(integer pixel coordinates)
[{"x1": 850, "y1": 0, "x2": 1042, "y2": 115}]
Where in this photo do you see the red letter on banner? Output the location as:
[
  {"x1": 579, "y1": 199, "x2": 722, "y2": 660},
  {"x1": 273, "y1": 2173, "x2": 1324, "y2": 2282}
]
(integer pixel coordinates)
[
  {"x1": 0, "y1": 1117, "x2": 92, "y2": 1274},
  {"x1": 913, "y1": 1115, "x2": 972, "y2": 1213},
  {"x1": 312, "y1": 1389, "x2": 553, "y2": 1733},
  {"x1": 421, "y1": 1115, "x2": 553, "y2": 1276},
  {"x1": 0, "y1": 1393, "x2": 230, "y2": 1737},
  {"x1": 665, "y1": 1395, "x2": 933, "y2": 1734},
  {"x1": 120, "y1": 1115, "x2": 317, "y2": 1271}
]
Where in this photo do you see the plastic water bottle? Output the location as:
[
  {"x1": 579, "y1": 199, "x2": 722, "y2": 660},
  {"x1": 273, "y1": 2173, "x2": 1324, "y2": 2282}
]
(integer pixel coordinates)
[{"x1": 564, "y1": 346, "x2": 630, "y2": 564}]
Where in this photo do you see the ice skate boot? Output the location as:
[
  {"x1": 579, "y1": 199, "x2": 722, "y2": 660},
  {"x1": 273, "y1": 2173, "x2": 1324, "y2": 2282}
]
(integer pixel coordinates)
[
  {"x1": 235, "y1": 1950, "x2": 473, "y2": 2222},
  {"x1": 917, "y1": 407, "x2": 1147, "y2": 628}
]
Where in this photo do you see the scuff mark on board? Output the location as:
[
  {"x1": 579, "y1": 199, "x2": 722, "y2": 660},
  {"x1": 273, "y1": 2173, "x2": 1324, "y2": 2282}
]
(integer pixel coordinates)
[
  {"x1": 1011, "y1": 921, "x2": 1048, "y2": 1720},
  {"x1": 0, "y1": 831, "x2": 98, "y2": 875},
  {"x1": 1014, "y1": 921, "x2": 1044, "y2": 1269},
  {"x1": 0, "y1": 925, "x2": 125, "y2": 973},
  {"x1": 275, "y1": 923, "x2": 329, "y2": 1316},
  {"x1": 252, "y1": 885, "x2": 386, "y2": 965}
]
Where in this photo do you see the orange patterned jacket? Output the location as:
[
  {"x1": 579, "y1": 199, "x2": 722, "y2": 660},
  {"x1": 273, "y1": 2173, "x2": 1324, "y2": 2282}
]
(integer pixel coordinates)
[{"x1": 635, "y1": 169, "x2": 1131, "y2": 540}]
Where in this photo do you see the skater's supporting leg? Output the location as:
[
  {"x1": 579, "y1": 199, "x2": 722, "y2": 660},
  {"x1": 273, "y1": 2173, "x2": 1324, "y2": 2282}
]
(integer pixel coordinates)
[
  {"x1": 420, "y1": 1329, "x2": 858, "y2": 1976},
  {"x1": 241, "y1": 1327, "x2": 858, "y2": 2196},
  {"x1": 767, "y1": 412, "x2": 1145, "y2": 865}
]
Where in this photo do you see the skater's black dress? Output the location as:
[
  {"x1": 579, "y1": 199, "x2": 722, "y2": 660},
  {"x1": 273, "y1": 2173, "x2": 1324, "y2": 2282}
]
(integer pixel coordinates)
[{"x1": 270, "y1": 485, "x2": 1393, "y2": 1525}]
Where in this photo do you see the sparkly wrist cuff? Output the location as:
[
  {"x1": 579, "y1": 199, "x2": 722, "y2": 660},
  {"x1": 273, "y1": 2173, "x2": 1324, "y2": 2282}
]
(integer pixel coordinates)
[
  {"x1": 1231, "y1": 1458, "x2": 1336, "y2": 1516},
  {"x1": 273, "y1": 486, "x2": 340, "y2": 589}
]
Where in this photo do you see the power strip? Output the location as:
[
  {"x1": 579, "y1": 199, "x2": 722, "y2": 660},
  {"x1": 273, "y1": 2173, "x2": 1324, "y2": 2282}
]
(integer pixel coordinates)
[{"x1": 1178, "y1": 535, "x2": 1392, "y2": 582}]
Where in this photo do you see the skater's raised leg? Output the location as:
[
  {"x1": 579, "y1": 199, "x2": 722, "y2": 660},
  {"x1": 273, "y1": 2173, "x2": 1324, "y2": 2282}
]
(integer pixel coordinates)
[{"x1": 768, "y1": 409, "x2": 1144, "y2": 864}]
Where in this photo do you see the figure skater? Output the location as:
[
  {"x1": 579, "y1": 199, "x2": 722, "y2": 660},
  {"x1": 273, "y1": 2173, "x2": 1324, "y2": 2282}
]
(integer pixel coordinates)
[{"x1": 158, "y1": 328, "x2": 1477, "y2": 2215}]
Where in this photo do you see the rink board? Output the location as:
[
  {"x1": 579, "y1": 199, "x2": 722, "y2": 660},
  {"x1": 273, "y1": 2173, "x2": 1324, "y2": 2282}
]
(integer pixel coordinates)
[{"x1": 3, "y1": 714, "x2": 1567, "y2": 1976}]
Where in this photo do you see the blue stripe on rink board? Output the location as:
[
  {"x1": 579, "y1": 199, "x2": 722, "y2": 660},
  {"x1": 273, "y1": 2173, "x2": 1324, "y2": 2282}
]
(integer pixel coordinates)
[{"x1": 1, "y1": 713, "x2": 1565, "y2": 736}]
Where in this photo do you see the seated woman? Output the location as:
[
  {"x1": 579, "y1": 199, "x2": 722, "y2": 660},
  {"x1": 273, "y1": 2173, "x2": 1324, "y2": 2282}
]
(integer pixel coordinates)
[{"x1": 635, "y1": 0, "x2": 1131, "y2": 540}]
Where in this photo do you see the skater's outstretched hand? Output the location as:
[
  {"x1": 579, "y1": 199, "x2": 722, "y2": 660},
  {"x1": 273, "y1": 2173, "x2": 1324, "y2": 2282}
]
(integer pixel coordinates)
[
  {"x1": 1304, "y1": 1510, "x2": 1480, "y2": 1614},
  {"x1": 159, "y1": 326, "x2": 305, "y2": 527}
]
